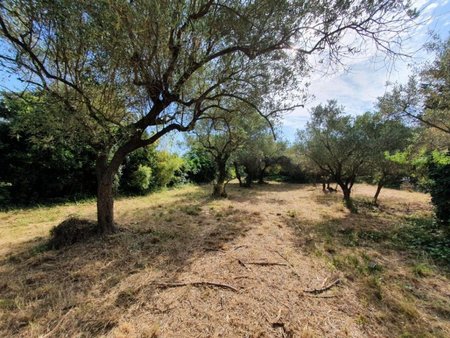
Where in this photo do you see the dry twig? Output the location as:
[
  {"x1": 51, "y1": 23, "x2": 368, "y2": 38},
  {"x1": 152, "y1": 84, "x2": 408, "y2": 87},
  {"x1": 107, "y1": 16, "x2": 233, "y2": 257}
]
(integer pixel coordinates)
[
  {"x1": 238, "y1": 259, "x2": 287, "y2": 267},
  {"x1": 273, "y1": 250, "x2": 301, "y2": 277},
  {"x1": 303, "y1": 279, "x2": 341, "y2": 294},
  {"x1": 152, "y1": 281, "x2": 239, "y2": 292}
]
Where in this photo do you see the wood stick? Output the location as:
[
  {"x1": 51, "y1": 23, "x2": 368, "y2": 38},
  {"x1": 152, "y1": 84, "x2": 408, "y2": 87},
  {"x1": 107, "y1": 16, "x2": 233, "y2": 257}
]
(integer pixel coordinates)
[
  {"x1": 152, "y1": 281, "x2": 239, "y2": 292},
  {"x1": 238, "y1": 260, "x2": 287, "y2": 267},
  {"x1": 232, "y1": 245, "x2": 248, "y2": 251},
  {"x1": 273, "y1": 250, "x2": 301, "y2": 277},
  {"x1": 305, "y1": 294, "x2": 339, "y2": 299},
  {"x1": 303, "y1": 279, "x2": 340, "y2": 294}
]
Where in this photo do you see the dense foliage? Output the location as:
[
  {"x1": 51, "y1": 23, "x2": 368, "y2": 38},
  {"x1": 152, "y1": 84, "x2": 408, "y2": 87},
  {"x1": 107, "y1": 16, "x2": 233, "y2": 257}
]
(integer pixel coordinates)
[
  {"x1": 0, "y1": 93, "x2": 187, "y2": 204},
  {"x1": 183, "y1": 148, "x2": 216, "y2": 184},
  {"x1": 0, "y1": 94, "x2": 97, "y2": 205},
  {"x1": 428, "y1": 152, "x2": 450, "y2": 228}
]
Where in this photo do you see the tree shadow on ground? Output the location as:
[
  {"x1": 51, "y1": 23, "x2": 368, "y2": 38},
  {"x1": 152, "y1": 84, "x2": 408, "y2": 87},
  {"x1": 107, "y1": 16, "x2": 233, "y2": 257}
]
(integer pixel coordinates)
[{"x1": 0, "y1": 190, "x2": 259, "y2": 337}]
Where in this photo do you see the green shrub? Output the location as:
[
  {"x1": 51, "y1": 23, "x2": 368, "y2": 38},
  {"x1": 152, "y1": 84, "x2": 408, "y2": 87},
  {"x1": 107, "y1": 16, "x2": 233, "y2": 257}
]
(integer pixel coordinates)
[
  {"x1": 129, "y1": 165, "x2": 153, "y2": 194},
  {"x1": 154, "y1": 151, "x2": 185, "y2": 188},
  {"x1": 428, "y1": 151, "x2": 450, "y2": 228}
]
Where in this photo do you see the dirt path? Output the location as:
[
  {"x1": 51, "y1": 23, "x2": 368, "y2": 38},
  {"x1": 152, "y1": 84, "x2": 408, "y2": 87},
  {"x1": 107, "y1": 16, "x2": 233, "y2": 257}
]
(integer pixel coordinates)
[{"x1": 111, "y1": 186, "x2": 367, "y2": 337}]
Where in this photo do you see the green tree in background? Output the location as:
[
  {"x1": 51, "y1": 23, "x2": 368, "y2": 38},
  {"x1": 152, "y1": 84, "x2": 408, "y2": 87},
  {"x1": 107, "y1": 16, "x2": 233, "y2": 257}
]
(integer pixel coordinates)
[
  {"x1": 428, "y1": 151, "x2": 450, "y2": 230},
  {"x1": 358, "y1": 112, "x2": 413, "y2": 204},
  {"x1": 298, "y1": 101, "x2": 374, "y2": 210},
  {"x1": 379, "y1": 36, "x2": 450, "y2": 138},
  {"x1": 0, "y1": 93, "x2": 97, "y2": 205},
  {"x1": 183, "y1": 148, "x2": 216, "y2": 184},
  {"x1": 191, "y1": 105, "x2": 270, "y2": 197},
  {"x1": 378, "y1": 36, "x2": 450, "y2": 226}
]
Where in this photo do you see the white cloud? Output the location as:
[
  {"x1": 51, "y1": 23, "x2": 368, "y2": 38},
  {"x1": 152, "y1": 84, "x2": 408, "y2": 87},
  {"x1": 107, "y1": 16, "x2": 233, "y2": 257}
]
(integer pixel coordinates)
[{"x1": 282, "y1": 0, "x2": 449, "y2": 138}]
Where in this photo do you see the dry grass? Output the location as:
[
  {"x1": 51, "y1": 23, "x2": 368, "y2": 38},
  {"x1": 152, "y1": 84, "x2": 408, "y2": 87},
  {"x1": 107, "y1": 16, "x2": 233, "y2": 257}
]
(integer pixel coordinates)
[{"x1": 0, "y1": 183, "x2": 449, "y2": 337}]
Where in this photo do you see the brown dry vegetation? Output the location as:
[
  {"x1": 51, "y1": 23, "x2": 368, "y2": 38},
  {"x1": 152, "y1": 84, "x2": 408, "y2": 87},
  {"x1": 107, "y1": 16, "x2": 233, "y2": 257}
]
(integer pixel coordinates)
[{"x1": 0, "y1": 183, "x2": 449, "y2": 337}]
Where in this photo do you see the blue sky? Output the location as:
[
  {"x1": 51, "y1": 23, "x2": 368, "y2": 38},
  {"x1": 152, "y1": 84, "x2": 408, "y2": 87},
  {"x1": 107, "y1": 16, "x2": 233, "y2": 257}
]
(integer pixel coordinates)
[{"x1": 281, "y1": 0, "x2": 450, "y2": 142}]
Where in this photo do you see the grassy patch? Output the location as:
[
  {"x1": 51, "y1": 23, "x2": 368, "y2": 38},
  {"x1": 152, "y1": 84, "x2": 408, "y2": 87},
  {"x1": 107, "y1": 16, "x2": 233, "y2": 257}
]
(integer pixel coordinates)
[
  {"x1": 392, "y1": 217, "x2": 450, "y2": 267},
  {"x1": 287, "y1": 185, "x2": 449, "y2": 337},
  {"x1": 0, "y1": 184, "x2": 257, "y2": 337}
]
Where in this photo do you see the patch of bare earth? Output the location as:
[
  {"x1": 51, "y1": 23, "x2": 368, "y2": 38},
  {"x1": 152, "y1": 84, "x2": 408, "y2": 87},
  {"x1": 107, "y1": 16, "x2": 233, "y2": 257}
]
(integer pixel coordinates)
[{"x1": 0, "y1": 183, "x2": 448, "y2": 337}]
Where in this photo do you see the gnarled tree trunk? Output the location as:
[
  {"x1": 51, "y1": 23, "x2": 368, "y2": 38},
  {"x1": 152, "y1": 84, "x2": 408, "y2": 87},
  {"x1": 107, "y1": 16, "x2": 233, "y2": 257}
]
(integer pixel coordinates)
[
  {"x1": 96, "y1": 155, "x2": 116, "y2": 234},
  {"x1": 336, "y1": 178, "x2": 355, "y2": 212},
  {"x1": 244, "y1": 171, "x2": 253, "y2": 187},
  {"x1": 213, "y1": 159, "x2": 228, "y2": 198}
]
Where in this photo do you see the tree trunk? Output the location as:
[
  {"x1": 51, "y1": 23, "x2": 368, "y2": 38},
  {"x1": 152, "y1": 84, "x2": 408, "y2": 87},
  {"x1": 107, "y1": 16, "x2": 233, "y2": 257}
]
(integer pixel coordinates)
[
  {"x1": 258, "y1": 166, "x2": 267, "y2": 184},
  {"x1": 96, "y1": 155, "x2": 116, "y2": 233},
  {"x1": 337, "y1": 181, "x2": 355, "y2": 212},
  {"x1": 322, "y1": 181, "x2": 326, "y2": 192},
  {"x1": 244, "y1": 172, "x2": 253, "y2": 187},
  {"x1": 212, "y1": 160, "x2": 227, "y2": 198},
  {"x1": 373, "y1": 180, "x2": 384, "y2": 205},
  {"x1": 241, "y1": 162, "x2": 253, "y2": 188},
  {"x1": 342, "y1": 186, "x2": 354, "y2": 210},
  {"x1": 234, "y1": 161, "x2": 243, "y2": 187},
  {"x1": 213, "y1": 180, "x2": 227, "y2": 197}
]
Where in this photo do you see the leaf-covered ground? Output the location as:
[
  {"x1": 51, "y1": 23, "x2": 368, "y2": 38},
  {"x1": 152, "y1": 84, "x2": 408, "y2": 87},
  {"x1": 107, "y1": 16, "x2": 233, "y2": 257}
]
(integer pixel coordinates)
[{"x1": 0, "y1": 183, "x2": 448, "y2": 337}]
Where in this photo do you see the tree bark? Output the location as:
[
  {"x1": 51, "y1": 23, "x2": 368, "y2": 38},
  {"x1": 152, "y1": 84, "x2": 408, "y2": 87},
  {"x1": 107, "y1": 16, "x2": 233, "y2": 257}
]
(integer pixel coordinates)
[
  {"x1": 373, "y1": 180, "x2": 384, "y2": 205},
  {"x1": 258, "y1": 165, "x2": 267, "y2": 184},
  {"x1": 337, "y1": 181, "x2": 355, "y2": 212},
  {"x1": 244, "y1": 171, "x2": 253, "y2": 187},
  {"x1": 342, "y1": 186, "x2": 353, "y2": 210},
  {"x1": 213, "y1": 159, "x2": 227, "y2": 197},
  {"x1": 96, "y1": 155, "x2": 116, "y2": 233},
  {"x1": 234, "y1": 161, "x2": 243, "y2": 187},
  {"x1": 213, "y1": 180, "x2": 227, "y2": 197}
]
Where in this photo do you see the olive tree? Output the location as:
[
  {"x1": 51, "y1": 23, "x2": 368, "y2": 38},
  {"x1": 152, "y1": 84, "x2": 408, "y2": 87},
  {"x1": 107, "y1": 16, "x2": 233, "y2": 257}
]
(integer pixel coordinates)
[
  {"x1": 235, "y1": 132, "x2": 286, "y2": 187},
  {"x1": 190, "y1": 104, "x2": 270, "y2": 197},
  {"x1": 0, "y1": 0, "x2": 417, "y2": 233},
  {"x1": 358, "y1": 112, "x2": 413, "y2": 204},
  {"x1": 298, "y1": 101, "x2": 373, "y2": 209}
]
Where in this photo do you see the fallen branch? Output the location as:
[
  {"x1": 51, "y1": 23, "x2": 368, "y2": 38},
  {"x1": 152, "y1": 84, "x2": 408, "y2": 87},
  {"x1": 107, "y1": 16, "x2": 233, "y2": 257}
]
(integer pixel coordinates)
[
  {"x1": 273, "y1": 250, "x2": 301, "y2": 277},
  {"x1": 232, "y1": 275, "x2": 252, "y2": 280},
  {"x1": 238, "y1": 259, "x2": 287, "y2": 267},
  {"x1": 232, "y1": 245, "x2": 248, "y2": 251},
  {"x1": 305, "y1": 294, "x2": 339, "y2": 299},
  {"x1": 303, "y1": 279, "x2": 340, "y2": 294},
  {"x1": 152, "y1": 281, "x2": 239, "y2": 292}
]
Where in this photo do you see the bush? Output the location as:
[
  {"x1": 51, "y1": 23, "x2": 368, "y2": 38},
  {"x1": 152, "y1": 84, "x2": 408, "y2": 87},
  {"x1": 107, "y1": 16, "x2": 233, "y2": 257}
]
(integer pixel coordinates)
[
  {"x1": 428, "y1": 151, "x2": 450, "y2": 228},
  {"x1": 129, "y1": 165, "x2": 153, "y2": 194},
  {"x1": 154, "y1": 151, "x2": 185, "y2": 187},
  {"x1": 393, "y1": 217, "x2": 450, "y2": 266},
  {"x1": 183, "y1": 148, "x2": 216, "y2": 183}
]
